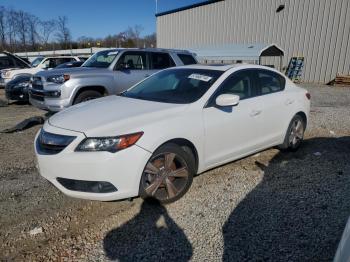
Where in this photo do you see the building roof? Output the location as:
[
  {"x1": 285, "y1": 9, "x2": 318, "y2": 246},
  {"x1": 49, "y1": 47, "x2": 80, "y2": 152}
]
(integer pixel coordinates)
[
  {"x1": 189, "y1": 43, "x2": 284, "y2": 61},
  {"x1": 155, "y1": 0, "x2": 224, "y2": 17}
]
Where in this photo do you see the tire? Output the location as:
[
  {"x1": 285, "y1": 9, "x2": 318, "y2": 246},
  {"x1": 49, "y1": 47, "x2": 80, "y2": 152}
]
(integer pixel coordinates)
[
  {"x1": 73, "y1": 90, "x2": 102, "y2": 105},
  {"x1": 139, "y1": 143, "x2": 195, "y2": 204},
  {"x1": 279, "y1": 114, "x2": 305, "y2": 151}
]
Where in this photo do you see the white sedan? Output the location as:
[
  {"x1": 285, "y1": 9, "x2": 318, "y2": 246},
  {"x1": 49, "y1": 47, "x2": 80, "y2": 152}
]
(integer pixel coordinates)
[{"x1": 34, "y1": 64, "x2": 310, "y2": 204}]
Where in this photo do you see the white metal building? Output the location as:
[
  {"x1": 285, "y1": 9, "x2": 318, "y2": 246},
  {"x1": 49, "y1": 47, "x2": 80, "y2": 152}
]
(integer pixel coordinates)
[{"x1": 156, "y1": 0, "x2": 350, "y2": 83}]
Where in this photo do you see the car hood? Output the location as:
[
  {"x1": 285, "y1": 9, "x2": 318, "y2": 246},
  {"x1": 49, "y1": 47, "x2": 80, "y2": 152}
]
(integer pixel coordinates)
[
  {"x1": 48, "y1": 95, "x2": 188, "y2": 136},
  {"x1": 4, "y1": 68, "x2": 36, "y2": 78},
  {"x1": 36, "y1": 67, "x2": 108, "y2": 77}
]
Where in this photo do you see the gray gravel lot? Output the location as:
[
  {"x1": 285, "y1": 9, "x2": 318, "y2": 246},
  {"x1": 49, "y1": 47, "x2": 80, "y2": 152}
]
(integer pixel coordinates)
[{"x1": 0, "y1": 84, "x2": 349, "y2": 261}]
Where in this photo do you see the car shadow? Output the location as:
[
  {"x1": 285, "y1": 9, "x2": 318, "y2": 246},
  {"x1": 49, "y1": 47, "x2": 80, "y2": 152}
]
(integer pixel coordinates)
[
  {"x1": 223, "y1": 136, "x2": 350, "y2": 261},
  {"x1": 103, "y1": 199, "x2": 193, "y2": 262}
]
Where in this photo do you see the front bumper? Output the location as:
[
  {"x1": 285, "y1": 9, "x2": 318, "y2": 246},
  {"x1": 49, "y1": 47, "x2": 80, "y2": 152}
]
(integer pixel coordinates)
[
  {"x1": 29, "y1": 88, "x2": 69, "y2": 112},
  {"x1": 5, "y1": 87, "x2": 29, "y2": 101},
  {"x1": 34, "y1": 124, "x2": 152, "y2": 201},
  {"x1": 0, "y1": 77, "x2": 10, "y2": 88}
]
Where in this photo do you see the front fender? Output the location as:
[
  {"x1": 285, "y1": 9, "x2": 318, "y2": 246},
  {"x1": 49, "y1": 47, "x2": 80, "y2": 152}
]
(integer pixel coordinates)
[{"x1": 136, "y1": 114, "x2": 206, "y2": 173}]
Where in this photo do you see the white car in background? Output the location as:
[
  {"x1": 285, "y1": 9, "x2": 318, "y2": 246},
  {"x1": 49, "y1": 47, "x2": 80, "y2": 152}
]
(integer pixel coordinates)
[
  {"x1": 1, "y1": 56, "x2": 81, "y2": 86},
  {"x1": 34, "y1": 64, "x2": 310, "y2": 204}
]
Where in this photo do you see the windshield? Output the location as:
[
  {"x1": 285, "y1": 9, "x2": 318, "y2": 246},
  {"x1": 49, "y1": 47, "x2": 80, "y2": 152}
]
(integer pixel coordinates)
[
  {"x1": 82, "y1": 50, "x2": 118, "y2": 68},
  {"x1": 122, "y1": 68, "x2": 223, "y2": 104},
  {"x1": 31, "y1": 57, "x2": 44, "y2": 67}
]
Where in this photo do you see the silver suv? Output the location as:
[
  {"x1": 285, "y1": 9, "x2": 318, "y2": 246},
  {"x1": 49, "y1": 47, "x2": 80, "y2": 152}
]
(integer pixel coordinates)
[{"x1": 29, "y1": 48, "x2": 197, "y2": 111}]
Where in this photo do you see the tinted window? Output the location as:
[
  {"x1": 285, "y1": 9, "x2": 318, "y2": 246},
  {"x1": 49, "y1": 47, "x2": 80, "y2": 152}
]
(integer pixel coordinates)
[
  {"x1": 116, "y1": 52, "x2": 147, "y2": 70},
  {"x1": 177, "y1": 54, "x2": 197, "y2": 65},
  {"x1": 150, "y1": 52, "x2": 175, "y2": 69},
  {"x1": 0, "y1": 57, "x2": 14, "y2": 69},
  {"x1": 217, "y1": 70, "x2": 254, "y2": 100},
  {"x1": 122, "y1": 69, "x2": 223, "y2": 104},
  {"x1": 44, "y1": 58, "x2": 73, "y2": 68},
  {"x1": 257, "y1": 70, "x2": 285, "y2": 95}
]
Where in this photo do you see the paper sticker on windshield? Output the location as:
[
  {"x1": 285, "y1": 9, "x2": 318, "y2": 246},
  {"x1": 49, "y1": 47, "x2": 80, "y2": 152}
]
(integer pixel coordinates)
[
  {"x1": 107, "y1": 51, "x2": 118, "y2": 56},
  {"x1": 188, "y1": 74, "x2": 212, "y2": 82}
]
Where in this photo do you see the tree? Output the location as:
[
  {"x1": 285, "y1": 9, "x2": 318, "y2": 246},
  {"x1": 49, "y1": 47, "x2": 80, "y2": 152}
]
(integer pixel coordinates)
[
  {"x1": 0, "y1": 6, "x2": 6, "y2": 49},
  {"x1": 6, "y1": 9, "x2": 19, "y2": 52},
  {"x1": 16, "y1": 10, "x2": 29, "y2": 51},
  {"x1": 27, "y1": 14, "x2": 39, "y2": 49},
  {"x1": 144, "y1": 33, "x2": 156, "y2": 48},
  {"x1": 39, "y1": 19, "x2": 56, "y2": 46},
  {"x1": 125, "y1": 25, "x2": 144, "y2": 47},
  {"x1": 55, "y1": 16, "x2": 71, "y2": 49}
]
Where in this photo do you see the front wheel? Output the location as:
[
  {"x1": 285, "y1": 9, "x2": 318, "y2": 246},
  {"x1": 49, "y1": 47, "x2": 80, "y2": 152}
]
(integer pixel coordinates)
[
  {"x1": 73, "y1": 90, "x2": 102, "y2": 105},
  {"x1": 139, "y1": 143, "x2": 195, "y2": 204},
  {"x1": 279, "y1": 115, "x2": 305, "y2": 151}
]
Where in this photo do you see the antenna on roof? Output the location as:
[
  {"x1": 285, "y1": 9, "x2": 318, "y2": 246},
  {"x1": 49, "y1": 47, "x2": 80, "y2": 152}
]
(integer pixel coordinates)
[{"x1": 155, "y1": 0, "x2": 158, "y2": 13}]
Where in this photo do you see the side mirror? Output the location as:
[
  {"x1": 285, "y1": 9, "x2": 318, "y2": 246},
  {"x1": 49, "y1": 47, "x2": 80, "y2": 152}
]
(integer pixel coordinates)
[{"x1": 215, "y1": 94, "x2": 240, "y2": 107}]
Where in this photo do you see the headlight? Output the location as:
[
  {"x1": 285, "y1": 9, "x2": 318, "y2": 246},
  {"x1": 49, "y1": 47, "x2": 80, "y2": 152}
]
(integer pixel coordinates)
[
  {"x1": 46, "y1": 74, "x2": 70, "y2": 84},
  {"x1": 75, "y1": 132, "x2": 143, "y2": 153},
  {"x1": 2, "y1": 70, "x2": 11, "y2": 78},
  {"x1": 16, "y1": 81, "x2": 30, "y2": 88}
]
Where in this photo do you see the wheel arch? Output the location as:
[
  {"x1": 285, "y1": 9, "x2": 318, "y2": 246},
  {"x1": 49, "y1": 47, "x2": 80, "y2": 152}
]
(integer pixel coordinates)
[
  {"x1": 72, "y1": 85, "x2": 108, "y2": 103},
  {"x1": 156, "y1": 138, "x2": 199, "y2": 174},
  {"x1": 296, "y1": 111, "x2": 307, "y2": 128}
]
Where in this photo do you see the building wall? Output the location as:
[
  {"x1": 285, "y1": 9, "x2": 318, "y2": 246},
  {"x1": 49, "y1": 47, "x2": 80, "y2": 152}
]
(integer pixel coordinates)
[{"x1": 157, "y1": 0, "x2": 350, "y2": 83}]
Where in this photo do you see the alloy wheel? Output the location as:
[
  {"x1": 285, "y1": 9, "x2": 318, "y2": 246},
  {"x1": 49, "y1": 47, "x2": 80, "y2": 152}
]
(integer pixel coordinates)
[
  {"x1": 289, "y1": 118, "x2": 304, "y2": 147},
  {"x1": 141, "y1": 152, "x2": 190, "y2": 202}
]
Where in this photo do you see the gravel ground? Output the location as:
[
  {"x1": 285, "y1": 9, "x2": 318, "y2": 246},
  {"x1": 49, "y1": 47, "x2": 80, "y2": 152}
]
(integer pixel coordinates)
[{"x1": 0, "y1": 84, "x2": 349, "y2": 261}]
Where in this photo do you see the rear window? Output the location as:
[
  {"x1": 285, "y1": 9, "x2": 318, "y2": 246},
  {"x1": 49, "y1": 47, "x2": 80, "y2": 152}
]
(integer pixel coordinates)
[
  {"x1": 177, "y1": 54, "x2": 197, "y2": 65},
  {"x1": 257, "y1": 70, "x2": 286, "y2": 95},
  {"x1": 150, "y1": 52, "x2": 175, "y2": 69}
]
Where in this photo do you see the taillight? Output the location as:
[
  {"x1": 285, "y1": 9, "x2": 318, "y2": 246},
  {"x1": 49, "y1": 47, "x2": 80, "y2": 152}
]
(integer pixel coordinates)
[{"x1": 306, "y1": 92, "x2": 311, "y2": 100}]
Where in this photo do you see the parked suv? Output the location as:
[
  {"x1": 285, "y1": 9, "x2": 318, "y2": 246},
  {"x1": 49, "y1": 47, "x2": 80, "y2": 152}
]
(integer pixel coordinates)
[
  {"x1": 29, "y1": 48, "x2": 197, "y2": 111},
  {"x1": 1, "y1": 56, "x2": 82, "y2": 87},
  {"x1": 0, "y1": 51, "x2": 31, "y2": 87}
]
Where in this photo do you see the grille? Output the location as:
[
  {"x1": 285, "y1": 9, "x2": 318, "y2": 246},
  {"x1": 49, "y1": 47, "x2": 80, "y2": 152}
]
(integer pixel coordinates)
[
  {"x1": 32, "y1": 76, "x2": 43, "y2": 90},
  {"x1": 30, "y1": 91, "x2": 44, "y2": 101},
  {"x1": 36, "y1": 129, "x2": 76, "y2": 154}
]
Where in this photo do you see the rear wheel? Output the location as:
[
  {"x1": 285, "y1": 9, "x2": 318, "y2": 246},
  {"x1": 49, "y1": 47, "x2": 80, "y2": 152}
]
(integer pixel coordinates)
[
  {"x1": 139, "y1": 143, "x2": 195, "y2": 204},
  {"x1": 279, "y1": 115, "x2": 305, "y2": 151},
  {"x1": 73, "y1": 90, "x2": 102, "y2": 105}
]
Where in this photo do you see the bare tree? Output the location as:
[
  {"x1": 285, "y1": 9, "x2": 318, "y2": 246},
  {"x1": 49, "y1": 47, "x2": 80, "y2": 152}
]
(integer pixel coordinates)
[
  {"x1": 17, "y1": 11, "x2": 28, "y2": 48},
  {"x1": 39, "y1": 19, "x2": 56, "y2": 46},
  {"x1": 6, "y1": 9, "x2": 19, "y2": 52},
  {"x1": 125, "y1": 25, "x2": 144, "y2": 47},
  {"x1": 55, "y1": 16, "x2": 71, "y2": 49},
  {"x1": 0, "y1": 6, "x2": 6, "y2": 49},
  {"x1": 27, "y1": 14, "x2": 39, "y2": 49},
  {"x1": 144, "y1": 33, "x2": 156, "y2": 48}
]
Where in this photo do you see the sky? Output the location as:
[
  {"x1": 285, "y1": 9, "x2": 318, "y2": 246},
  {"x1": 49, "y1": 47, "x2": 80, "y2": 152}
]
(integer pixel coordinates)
[{"x1": 0, "y1": 0, "x2": 204, "y2": 40}]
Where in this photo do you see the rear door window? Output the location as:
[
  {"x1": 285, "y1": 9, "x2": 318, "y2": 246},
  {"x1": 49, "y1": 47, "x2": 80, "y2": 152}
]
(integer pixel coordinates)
[
  {"x1": 116, "y1": 52, "x2": 148, "y2": 70},
  {"x1": 256, "y1": 70, "x2": 286, "y2": 95},
  {"x1": 177, "y1": 54, "x2": 197, "y2": 65},
  {"x1": 150, "y1": 52, "x2": 175, "y2": 69}
]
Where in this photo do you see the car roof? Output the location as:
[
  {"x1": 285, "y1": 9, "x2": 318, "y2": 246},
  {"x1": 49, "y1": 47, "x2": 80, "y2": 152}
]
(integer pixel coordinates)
[
  {"x1": 45, "y1": 56, "x2": 78, "y2": 58},
  {"x1": 173, "y1": 63, "x2": 284, "y2": 73},
  {"x1": 100, "y1": 48, "x2": 192, "y2": 54}
]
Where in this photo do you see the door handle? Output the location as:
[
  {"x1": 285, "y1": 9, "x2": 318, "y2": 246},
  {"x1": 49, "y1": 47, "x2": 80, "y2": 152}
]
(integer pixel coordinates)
[
  {"x1": 285, "y1": 99, "x2": 295, "y2": 105},
  {"x1": 144, "y1": 74, "x2": 150, "y2": 78},
  {"x1": 250, "y1": 110, "x2": 262, "y2": 117}
]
